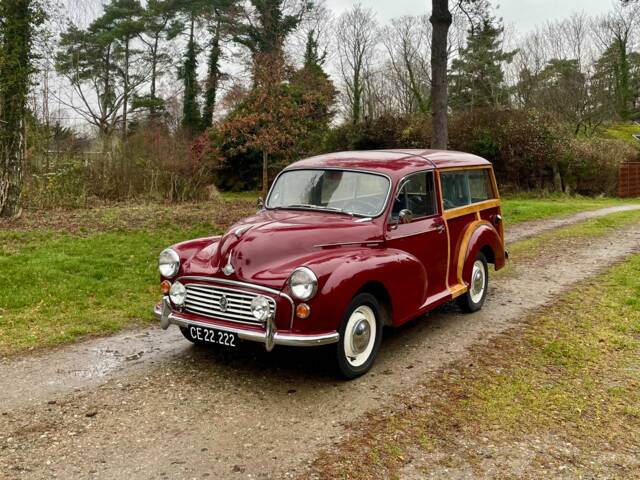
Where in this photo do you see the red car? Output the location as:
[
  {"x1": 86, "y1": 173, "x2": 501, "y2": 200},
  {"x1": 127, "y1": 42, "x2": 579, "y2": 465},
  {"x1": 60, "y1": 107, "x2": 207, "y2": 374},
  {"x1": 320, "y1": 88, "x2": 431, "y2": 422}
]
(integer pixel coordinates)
[{"x1": 155, "y1": 150, "x2": 506, "y2": 378}]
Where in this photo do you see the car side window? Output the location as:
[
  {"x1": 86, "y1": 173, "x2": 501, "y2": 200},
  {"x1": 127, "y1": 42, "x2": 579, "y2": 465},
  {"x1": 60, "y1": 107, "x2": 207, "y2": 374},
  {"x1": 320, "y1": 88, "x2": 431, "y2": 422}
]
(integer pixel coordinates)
[
  {"x1": 468, "y1": 169, "x2": 493, "y2": 203},
  {"x1": 391, "y1": 171, "x2": 437, "y2": 219},
  {"x1": 440, "y1": 171, "x2": 471, "y2": 210},
  {"x1": 441, "y1": 169, "x2": 494, "y2": 210}
]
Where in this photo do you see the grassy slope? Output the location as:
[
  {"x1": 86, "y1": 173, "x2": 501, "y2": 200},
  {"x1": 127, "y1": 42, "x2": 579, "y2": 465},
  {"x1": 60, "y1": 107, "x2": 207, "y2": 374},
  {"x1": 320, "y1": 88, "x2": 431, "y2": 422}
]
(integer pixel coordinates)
[
  {"x1": 601, "y1": 122, "x2": 640, "y2": 148},
  {"x1": 0, "y1": 196, "x2": 638, "y2": 356},
  {"x1": 308, "y1": 252, "x2": 640, "y2": 479}
]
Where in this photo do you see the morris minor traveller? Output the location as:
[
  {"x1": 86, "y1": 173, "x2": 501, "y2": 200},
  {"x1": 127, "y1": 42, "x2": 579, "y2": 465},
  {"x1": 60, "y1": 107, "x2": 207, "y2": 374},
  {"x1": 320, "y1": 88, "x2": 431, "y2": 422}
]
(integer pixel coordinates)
[{"x1": 154, "y1": 150, "x2": 506, "y2": 378}]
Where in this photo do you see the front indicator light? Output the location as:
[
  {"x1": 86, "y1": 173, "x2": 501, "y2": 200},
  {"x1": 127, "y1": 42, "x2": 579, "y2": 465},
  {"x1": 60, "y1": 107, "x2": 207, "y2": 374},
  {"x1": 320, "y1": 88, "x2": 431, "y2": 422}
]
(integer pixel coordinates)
[
  {"x1": 160, "y1": 280, "x2": 171, "y2": 295},
  {"x1": 295, "y1": 303, "x2": 311, "y2": 319}
]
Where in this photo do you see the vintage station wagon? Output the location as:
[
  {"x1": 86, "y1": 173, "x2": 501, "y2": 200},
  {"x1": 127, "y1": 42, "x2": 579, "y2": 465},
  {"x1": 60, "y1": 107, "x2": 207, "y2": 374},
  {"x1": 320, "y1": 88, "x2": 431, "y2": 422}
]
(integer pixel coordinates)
[{"x1": 154, "y1": 150, "x2": 506, "y2": 378}]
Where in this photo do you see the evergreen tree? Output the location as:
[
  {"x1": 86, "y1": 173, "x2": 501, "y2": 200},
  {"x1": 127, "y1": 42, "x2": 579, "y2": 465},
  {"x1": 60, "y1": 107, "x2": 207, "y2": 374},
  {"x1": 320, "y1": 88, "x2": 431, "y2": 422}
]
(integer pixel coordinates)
[
  {"x1": 179, "y1": 16, "x2": 201, "y2": 132},
  {"x1": 449, "y1": 15, "x2": 517, "y2": 110},
  {"x1": 201, "y1": 0, "x2": 240, "y2": 129},
  {"x1": 0, "y1": 0, "x2": 45, "y2": 217},
  {"x1": 98, "y1": 0, "x2": 145, "y2": 138},
  {"x1": 234, "y1": 0, "x2": 311, "y2": 85}
]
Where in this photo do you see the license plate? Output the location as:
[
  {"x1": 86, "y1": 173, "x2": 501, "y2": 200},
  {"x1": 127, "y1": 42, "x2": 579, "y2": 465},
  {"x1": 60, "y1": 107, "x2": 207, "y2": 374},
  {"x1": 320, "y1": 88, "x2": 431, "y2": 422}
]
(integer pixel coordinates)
[{"x1": 189, "y1": 325, "x2": 237, "y2": 347}]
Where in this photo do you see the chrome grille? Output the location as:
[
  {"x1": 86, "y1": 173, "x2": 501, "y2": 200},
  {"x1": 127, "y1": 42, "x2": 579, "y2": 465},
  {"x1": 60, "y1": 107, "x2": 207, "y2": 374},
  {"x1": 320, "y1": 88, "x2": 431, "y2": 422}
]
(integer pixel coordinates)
[{"x1": 184, "y1": 283, "x2": 276, "y2": 325}]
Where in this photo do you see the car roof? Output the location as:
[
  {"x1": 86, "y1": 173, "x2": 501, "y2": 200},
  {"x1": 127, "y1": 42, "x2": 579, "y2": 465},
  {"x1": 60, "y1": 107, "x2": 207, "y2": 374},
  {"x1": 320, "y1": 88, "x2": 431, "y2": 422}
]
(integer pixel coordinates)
[{"x1": 287, "y1": 149, "x2": 491, "y2": 179}]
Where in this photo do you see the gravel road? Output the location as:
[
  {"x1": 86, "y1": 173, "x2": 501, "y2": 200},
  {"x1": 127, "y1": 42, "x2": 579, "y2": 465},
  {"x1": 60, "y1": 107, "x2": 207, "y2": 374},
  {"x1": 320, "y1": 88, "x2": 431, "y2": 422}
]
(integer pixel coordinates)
[{"x1": 1, "y1": 205, "x2": 639, "y2": 480}]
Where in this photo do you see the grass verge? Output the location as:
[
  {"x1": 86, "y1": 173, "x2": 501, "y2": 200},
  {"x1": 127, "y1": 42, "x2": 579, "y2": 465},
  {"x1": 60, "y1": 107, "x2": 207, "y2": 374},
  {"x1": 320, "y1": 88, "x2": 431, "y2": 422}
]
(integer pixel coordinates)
[
  {"x1": 501, "y1": 194, "x2": 639, "y2": 225},
  {"x1": 0, "y1": 226, "x2": 218, "y2": 355},
  {"x1": 307, "y1": 253, "x2": 640, "y2": 479}
]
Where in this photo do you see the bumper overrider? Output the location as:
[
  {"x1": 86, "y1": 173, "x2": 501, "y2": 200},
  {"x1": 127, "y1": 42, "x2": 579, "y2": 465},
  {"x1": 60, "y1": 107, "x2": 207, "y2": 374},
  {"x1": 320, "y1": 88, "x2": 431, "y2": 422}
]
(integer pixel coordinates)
[{"x1": 154, "y1": 296, "x2": 339, "y2": 351}]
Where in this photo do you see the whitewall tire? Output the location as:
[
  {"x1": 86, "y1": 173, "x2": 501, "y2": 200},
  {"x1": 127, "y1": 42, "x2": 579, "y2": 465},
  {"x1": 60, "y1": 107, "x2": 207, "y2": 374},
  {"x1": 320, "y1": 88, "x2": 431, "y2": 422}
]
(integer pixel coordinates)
[{"x1": 335, "y1": 293, "x2": 383, "y2": 379}]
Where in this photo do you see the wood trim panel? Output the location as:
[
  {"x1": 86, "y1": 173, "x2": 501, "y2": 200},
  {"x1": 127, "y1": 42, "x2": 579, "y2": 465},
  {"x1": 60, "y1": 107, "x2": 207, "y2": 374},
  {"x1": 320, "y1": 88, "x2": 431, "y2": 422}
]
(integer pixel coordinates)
[
  {"x1": 449, "y1": 283, "x2": 467, "y2": 299},
  {"x1": 443, "y1": 199, "x2": 501, "y2": 220},
  {"x1": 456, "y1": 220, "x2": 492, "y2": 284}
]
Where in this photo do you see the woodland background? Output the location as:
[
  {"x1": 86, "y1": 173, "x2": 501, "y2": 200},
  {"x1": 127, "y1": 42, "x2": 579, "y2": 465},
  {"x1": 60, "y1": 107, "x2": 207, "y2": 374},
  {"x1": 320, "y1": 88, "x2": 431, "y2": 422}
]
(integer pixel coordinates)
[{"x1": 2, "y1": 0, "x2": 640, "y2": 213}]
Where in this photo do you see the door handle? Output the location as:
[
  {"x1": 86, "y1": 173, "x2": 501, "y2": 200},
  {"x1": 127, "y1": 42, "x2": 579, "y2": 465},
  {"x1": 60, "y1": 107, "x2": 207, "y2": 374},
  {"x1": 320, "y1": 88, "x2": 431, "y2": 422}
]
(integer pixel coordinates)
[{"x1": 436, "y1": 224, "x2": 446, "y2": 234}]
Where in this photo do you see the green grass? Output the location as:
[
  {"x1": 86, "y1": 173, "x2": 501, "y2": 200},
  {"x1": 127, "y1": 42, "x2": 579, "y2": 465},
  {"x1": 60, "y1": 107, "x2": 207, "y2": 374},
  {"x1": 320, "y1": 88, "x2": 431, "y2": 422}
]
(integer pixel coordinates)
[
  {"x1": 501, "y1": 194, "x2": 639, "y2": 225},
  {"x1": 220, "y1": 190, "x2": 260, "y2": 202},
  {"x1": 0, "y1": 226, "x2": 217, "y2": 355},
  {"x1": 309, "y1": 253, "x2": 640, "y2": 478},
  {"x1": 601, "y1": 122, "x2": 640, "y2": 147}
]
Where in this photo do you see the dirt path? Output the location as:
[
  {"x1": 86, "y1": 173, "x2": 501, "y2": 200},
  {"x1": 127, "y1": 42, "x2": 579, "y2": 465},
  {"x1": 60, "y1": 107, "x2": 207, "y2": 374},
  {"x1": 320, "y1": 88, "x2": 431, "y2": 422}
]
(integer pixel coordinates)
[
  {"x1": 1, "y1": 208, "x2": 640, "y2": 480},
  {"x1": 504, "y1": 204, "x2": 640, "y2": 243}
]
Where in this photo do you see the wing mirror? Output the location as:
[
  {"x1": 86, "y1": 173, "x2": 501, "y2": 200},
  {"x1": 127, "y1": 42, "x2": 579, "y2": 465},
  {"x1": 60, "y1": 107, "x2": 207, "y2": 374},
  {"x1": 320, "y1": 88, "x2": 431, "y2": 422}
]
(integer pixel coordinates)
[
  {"x1": 257, "y1": 197, "x2": 265, "y2": 209},
  {"x1": 399, "y1": 209, "x2": 413, "y2": 224}
]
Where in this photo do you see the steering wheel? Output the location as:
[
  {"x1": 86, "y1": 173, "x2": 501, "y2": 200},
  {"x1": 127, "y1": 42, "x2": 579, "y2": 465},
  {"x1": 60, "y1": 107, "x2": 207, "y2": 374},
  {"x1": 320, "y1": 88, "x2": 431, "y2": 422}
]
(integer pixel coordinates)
[{"x1": 342, "y1": 198, "x2": 379, "y2": 216}]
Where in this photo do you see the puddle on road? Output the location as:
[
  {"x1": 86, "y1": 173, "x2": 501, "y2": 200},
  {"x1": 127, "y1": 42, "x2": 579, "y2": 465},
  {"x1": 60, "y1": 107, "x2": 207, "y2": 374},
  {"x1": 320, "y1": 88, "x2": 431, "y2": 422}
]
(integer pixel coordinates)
[{"x1": 0, "y1": 327, "x2": 185, "y2": 409}]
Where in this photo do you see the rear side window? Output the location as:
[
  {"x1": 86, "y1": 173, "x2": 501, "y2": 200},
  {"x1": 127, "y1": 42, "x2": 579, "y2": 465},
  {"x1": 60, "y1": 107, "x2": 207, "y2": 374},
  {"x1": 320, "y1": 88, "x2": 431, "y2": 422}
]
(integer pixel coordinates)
[
  {"x1": 441, "y1": 169, "x2": 494, "y2": 210},
  {"x1": 392, "y1": 171, "x2": 437, "y2": 219}
]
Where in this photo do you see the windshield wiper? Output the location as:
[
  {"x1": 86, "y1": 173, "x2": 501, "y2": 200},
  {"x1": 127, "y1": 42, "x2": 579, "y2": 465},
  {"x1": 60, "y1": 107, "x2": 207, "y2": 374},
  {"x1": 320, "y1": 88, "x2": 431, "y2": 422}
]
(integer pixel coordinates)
[{"x1": 282, "y1": 204, "x2": 364, "y2": 217}]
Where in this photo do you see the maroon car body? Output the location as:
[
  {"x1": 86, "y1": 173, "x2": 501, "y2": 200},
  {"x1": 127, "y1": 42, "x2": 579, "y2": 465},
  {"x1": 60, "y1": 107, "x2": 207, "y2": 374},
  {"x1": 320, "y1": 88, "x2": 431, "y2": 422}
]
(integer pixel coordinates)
[{"x1": 155, "y1": 149, "x2": 506, "y2": 377}]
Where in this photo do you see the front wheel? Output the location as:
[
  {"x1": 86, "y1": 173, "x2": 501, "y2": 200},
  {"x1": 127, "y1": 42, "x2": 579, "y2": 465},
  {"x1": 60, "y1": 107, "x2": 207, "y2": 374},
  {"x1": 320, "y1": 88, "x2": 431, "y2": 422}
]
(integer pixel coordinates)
[
  {"x1": 334, "y1": 293, "x2": 383, "y2": 379},
  {"x1": 456, "y1": 252, "x2": 489, "y2": 313}
]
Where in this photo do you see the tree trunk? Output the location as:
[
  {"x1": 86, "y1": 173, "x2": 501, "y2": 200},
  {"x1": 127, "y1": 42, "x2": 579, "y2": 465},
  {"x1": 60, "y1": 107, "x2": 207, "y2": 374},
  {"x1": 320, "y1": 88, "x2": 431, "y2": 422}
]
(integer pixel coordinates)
[
  {"x1": 0, "y1": 0, "x2": 31, "y2": 218},
  {"x1": 203, "y1": 18, "x2": 222, "y2": 129},
  {"x1": 150, "y1": 34, "x2": 159, "y2": 118},
  {"x1": 262, "y1": 151, "x2": 269, "y2": 198},
  {"x1": 430, "y1": 0, "x2": 452, "y2": 149},
  {"x1": 122, "y1": 38, "x2": 130, "y2": 139}
]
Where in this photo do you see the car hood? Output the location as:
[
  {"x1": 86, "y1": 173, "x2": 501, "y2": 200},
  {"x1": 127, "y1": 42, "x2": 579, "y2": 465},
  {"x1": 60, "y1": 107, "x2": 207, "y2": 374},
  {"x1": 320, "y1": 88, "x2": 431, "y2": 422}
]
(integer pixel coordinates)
[{"x1": 181, "y1": 209, "x2": 383, "y2": 288}]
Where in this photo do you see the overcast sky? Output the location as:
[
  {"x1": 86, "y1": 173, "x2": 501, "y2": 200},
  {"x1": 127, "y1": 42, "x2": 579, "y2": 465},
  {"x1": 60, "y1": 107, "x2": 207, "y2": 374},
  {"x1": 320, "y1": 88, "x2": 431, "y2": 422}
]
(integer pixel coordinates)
[{"x1": 325, "y1": 0, "x2": 616, "y2": 32}]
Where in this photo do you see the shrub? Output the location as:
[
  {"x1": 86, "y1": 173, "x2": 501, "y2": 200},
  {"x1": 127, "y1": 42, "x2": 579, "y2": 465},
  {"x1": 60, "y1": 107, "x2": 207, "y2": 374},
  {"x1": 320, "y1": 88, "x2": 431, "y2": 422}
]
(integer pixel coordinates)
[{"x1": 24, "y1": 125, "x2": 219, "y2": 209}]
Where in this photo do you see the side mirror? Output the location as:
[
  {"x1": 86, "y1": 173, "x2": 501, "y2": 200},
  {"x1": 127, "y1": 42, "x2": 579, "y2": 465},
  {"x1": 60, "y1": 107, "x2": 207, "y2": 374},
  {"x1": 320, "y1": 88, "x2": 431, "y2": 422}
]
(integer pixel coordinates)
[
  {"x1": 399, "y1": 209, "x2": 413, "y2": 224},
  {"x1": 257, "y1": 197, "x2": 265, "y2": 209}
]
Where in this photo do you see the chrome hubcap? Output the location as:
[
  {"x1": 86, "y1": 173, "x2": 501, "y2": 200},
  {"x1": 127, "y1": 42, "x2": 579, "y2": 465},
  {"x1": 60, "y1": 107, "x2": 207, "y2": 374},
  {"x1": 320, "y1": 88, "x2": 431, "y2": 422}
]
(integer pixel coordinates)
[
  {"x1": 469, "y1": 260, "x2": 486, "y2": 304},
  {"x1": 351, "y1": 319, "x2": 371, "y2": 355},
  {"x1": 344, "y1": 305, "x2": 377, "y2": 367}
]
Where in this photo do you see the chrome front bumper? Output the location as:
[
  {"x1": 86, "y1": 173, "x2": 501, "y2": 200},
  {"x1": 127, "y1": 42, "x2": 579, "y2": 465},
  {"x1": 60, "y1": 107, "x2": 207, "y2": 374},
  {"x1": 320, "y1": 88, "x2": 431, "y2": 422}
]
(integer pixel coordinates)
[{"x1": 154, "y1": 298, "x2": 339, "y2": 349}]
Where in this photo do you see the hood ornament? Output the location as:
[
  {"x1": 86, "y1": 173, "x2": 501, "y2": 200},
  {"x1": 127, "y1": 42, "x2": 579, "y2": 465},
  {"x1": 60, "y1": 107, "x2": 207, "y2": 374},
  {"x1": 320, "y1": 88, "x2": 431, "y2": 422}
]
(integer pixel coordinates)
[
  {"x1": 234, "y1": 224, "x2": 253, "y2": 238},
  {"x1": 222, "y1": 251, "x2": 235, "y2": 276}
]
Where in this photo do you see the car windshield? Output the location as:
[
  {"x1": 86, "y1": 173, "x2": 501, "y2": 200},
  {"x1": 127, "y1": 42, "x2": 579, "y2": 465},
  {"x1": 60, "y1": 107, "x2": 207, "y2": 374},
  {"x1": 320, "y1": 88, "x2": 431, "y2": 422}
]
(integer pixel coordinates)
[{"x1": 267, "y1": 169, "x2": 390, "y2": 217}]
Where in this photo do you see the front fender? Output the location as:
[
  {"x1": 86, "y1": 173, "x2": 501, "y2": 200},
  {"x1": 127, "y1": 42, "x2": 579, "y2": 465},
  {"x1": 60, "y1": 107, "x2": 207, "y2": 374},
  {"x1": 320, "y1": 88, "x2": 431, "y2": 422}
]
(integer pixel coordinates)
[
  {"x1": 294, "y1": 247, "x2": 427, "y2": 333},
  {"x1": 460, "y1": 222, "x2": 506, "y2": 284}
]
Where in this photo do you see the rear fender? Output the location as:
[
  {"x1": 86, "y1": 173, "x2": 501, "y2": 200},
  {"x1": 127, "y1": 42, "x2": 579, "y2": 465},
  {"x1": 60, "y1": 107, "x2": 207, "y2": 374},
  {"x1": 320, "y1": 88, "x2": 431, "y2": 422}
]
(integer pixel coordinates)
[{"x1": 459, "y1": 222, "x2": 506, "y2": 284}]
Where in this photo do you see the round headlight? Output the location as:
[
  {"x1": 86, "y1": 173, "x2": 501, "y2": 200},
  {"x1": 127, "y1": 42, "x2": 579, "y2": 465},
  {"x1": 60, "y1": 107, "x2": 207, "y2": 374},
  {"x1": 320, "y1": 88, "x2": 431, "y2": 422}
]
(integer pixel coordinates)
[
  {"x1": 288, "y1": 267, "x2": 318, "y2": 301},
  {"x1": 169, "y1": 281, "x2": 186, "y2": 306},
  {"x1": 251, "y1": 295, "x2": 271, "y2": 322},
  {"x1": 159, "y1": 248, "x2": 180, "y2": 278}
]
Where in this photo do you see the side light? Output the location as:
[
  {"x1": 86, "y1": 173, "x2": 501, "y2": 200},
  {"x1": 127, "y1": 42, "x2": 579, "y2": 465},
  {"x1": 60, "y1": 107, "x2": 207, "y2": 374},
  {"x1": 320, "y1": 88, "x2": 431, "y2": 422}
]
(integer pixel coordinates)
[{"x1": 295, "y1": 303, "x2": 311, "y2": 319}]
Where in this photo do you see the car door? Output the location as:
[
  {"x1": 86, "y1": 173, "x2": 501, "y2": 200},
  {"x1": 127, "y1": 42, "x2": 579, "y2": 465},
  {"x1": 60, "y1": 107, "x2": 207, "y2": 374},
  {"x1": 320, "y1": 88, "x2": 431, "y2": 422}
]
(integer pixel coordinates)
[{"x1": 385, "y1": 170, "x2": 449, "y2": 303}]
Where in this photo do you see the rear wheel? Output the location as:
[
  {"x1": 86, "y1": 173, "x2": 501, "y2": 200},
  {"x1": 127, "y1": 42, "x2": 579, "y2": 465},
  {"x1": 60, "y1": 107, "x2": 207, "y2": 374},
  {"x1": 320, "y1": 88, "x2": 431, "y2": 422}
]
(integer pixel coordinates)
[
  {"x1": 456, "y1": 252, "x2": 489, "y2": 313},
  {"x1": 334, "y1": 293, "x2": 383, "y2": 379}
]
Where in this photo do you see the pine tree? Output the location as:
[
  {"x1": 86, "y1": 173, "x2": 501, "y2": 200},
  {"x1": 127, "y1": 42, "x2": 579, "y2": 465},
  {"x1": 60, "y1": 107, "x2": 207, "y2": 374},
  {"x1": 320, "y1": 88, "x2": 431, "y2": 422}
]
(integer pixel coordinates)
[
  {"x1": 180, "y1": 15, "x2": 201, "y2": 132},
  {"x1": 449, "y1": 16, "x2": 517, "y2": 111}
]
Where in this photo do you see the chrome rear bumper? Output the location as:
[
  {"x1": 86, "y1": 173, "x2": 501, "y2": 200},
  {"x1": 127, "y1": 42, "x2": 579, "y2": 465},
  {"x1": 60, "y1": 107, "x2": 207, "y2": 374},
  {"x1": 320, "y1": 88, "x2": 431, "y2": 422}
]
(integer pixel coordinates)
[{"x1": 154, "y1": 299, "x2": 339, "y2": 348}]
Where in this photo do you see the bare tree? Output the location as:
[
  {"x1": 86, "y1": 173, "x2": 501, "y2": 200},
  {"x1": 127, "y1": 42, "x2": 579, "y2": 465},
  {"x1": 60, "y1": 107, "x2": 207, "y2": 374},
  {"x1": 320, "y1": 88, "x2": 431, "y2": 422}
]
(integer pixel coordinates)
[
  {"x1": 335, "y1": 4, "x2": 378, "y2": 125},
  {"x1": 382, "y1": 15, "x2": 431, "y2": 116}
]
